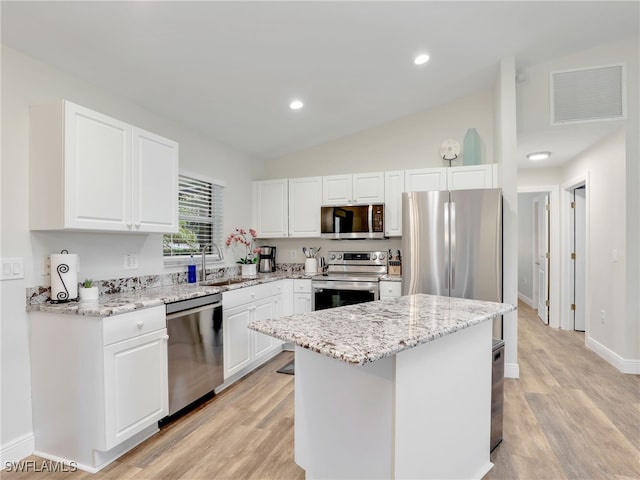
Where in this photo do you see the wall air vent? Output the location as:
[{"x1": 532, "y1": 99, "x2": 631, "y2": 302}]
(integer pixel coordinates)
[{"x1": 550, "y1": 64, "x2": 626, "y2": 125}]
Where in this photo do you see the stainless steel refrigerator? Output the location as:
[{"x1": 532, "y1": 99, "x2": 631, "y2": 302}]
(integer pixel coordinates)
[{"x1": 401, "y1": 188, "x2": 503, "y2": 338}]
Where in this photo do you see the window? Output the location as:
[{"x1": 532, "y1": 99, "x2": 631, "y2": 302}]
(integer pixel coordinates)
[{"x1": 163, "y1": 172, "x2": 224, "y2": 262}]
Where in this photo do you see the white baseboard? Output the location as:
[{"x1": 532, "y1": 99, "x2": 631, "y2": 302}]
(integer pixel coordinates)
[
  {"x1": 0, "y1": 432, "x2": 34, "y2": 466},
  {"x1": 504, "y1": 362, "x2": 520, "y2": 379},
  {"x1": 517, "y1": 292, "x2": 534, "y2": 308},
  {"x1": 586, "y1": 335, "x2": 640, "y2": 374}
]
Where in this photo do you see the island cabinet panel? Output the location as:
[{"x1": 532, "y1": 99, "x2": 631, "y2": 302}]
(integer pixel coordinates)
[
  {"x1": 294, "y1": 320, "x2": 494, "y2": 480},
  {"x1": 29, "y1": 100, "x2": 178, "y2": 233}
]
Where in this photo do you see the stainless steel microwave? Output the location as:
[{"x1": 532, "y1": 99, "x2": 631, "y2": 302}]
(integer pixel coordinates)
[{"x1": 320, "y1": 204, "x2": 385, "y2": 239}]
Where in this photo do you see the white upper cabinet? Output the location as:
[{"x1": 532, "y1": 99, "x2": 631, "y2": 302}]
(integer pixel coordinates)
[
  {"x1": 131, "y1": 127, "x2": 179, "y2": 232},
  {"x1": 322, "y1": 174, "x2": 352, "y2": 205},
  {"x1": 404, "y1": 167, "x2": 448, "y2": 192},
  {"x1": 29, "y1": 100, "x2": 178, "y2": 233},
  {"x1": 384, "y1": 170, "x2": 405, "y2": 237},
  {"x1": 252, "y1": 179, "x2": 289, "y2": 238},
  {"x1": 446, "y1": 164, "x2": 496, "y2": 191},
  {"x1": 322, "y1": 172, "x2": 384, "y2": 205},
  {"x1": 289, "y1": 176, "x2": 322, "y2": 237}
]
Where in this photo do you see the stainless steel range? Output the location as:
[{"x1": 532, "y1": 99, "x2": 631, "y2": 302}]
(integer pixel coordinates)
[{"x1": 312, "y1": 251, "x2": 388, "y2": 311}]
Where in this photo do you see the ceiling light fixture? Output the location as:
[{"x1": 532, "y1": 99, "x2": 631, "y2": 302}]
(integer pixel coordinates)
[
  {"x1": 413, "y1": 53, "x2": 430, "y2": 66},
  {"x1": 289, "y1": 99, "x2": 304, "y2": 110},
  {"x1": 526, "y1": 151, "x2": 551, "y2": 161}
]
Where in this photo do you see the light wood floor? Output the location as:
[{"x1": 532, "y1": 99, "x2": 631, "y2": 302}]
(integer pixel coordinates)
[{"x1": 6, "y1": 302, "x2": 640, "y2": 479}]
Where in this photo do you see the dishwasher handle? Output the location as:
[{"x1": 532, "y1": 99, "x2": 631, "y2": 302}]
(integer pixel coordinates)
[{"x1": 166, "y1": 302, "x2": 220, "y2": 321}]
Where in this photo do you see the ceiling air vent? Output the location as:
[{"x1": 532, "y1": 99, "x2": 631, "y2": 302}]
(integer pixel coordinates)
[{"x1": 550, "y1": 64, "x2": 625, "y2": 125}]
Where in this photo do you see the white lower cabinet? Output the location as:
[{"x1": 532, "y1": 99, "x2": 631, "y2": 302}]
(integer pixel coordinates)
[
  {"x1": 294, "y1": 279, "x2": 313, "y2": 313},
  {"x1": 223, "y1": 281, "x2": 289, "y2": 381},
  {"x1": 29, "y1": 305, "x2": 168, "y2": 472},
  {"x1": 379, "y1": 280, "x2": 402, "y2": 300}
]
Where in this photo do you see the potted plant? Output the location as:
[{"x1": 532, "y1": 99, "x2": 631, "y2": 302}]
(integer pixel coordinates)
[
  {"x1": 226, "y1": 227, "x2": 259, "y2": 276},
  {"x1": 78, "y1": 278, "x2": 99, "y2": 303}
]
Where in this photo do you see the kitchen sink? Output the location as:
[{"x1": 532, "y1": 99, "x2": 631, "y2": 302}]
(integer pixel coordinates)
[{"x1": 200, "y1": 277, "x2": 246, "y2": 287}]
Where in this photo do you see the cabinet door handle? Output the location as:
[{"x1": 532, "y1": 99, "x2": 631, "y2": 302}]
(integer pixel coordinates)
[
  {"x1": 136, "y1": 321, "x2": 144, "y2": 328},
  {"x1": 163, "y1": 335, "x2": 169, "y2": 342}
]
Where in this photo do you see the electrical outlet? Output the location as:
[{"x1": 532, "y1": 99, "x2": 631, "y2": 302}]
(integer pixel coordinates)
[
  {"x1": 42, "y1": 255, "x2": 50, "y2": 275},
  {"x1": 124, "y1": 254, "x2": 139, "y2": 270},
  {"x1": 600, "y1": 309, "x2": 606, "y2": 324},
  {"x1": 291, "y1": 250, "x2": 297, "y2": 259}
]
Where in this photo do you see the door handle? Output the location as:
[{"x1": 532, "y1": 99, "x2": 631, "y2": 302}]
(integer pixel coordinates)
[
  {"x1": 444, "y1": 202, "x2": 450, "y2": 289},
  {"x1": 450, "y1": 201, "x2": 456, "y2": 290}
]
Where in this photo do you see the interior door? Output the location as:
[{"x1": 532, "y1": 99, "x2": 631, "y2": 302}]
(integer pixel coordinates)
[
  {"x1": 573, "y1": 187, "x2": 586, "y2": 331},
  {"x1": 536, "y1": 194, "x2": 550, "y2": 324}
]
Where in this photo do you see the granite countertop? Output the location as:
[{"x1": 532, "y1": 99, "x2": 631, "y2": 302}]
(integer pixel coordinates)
[
  {"x1": 379, "y1": 274, "x2": 402, "y2": 282},
  {"x1": 249, "y1": 294, "x2": 516, "y2": 366},
  {"x1": 27, "y1": 272, "x2": 313, "y2": 317}
]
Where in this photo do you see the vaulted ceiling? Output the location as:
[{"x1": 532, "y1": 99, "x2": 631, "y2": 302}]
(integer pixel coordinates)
[{"x1": 2, "y1": 1, "x2": 638, "y2": 167}]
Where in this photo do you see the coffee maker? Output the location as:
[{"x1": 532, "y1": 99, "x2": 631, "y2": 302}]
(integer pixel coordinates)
[{"x1": 258, "y1": 246, "x2": 277, "y2": 273}]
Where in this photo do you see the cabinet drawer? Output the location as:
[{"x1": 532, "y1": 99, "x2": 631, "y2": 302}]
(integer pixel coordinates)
[
  {"x1": 293, "y1": 279, "x2": 312, "y2": 294},
  {"x1": 272, "y1": 280, "x2": 285, "y2": 295},
  {"x1": 103, "y1": 305, "x2": 166, "y2": 346},
  {"x1": 223, "y1": 283, "x2": 272, "y2": 310},
  {"x1": 380, "y1": 281, "x2": 402, "y2": 298}
]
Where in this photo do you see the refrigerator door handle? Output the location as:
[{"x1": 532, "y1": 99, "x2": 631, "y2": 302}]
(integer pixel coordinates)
[
  {"x1": 450, "y1": 201, "x2": 456, "y2": 290},
  {"x1": 444, "y1": 201, "x2": 450, "y2": 289}
]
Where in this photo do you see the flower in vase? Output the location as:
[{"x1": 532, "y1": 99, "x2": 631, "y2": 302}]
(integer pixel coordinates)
[{"x1": 225, "y1": 228, "x2": 259, "y2": 264}]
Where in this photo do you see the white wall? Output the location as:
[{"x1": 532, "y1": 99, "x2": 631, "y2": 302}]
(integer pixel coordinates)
[
  {"x1": 264, "y1": 90, "x2": 495, "y2": 178},
  {"x1": 493, "y1": 57, "x2": 519, "y2": 379},
  {"x1": 562, "y1": 129, "x2": 633, "y2": 364},
  {"x1": 0, "y1": 46, "x2": 261, "y2": 461},
  {"x1": 516, "y1": 36, "x2": 639, "y2": 371}
]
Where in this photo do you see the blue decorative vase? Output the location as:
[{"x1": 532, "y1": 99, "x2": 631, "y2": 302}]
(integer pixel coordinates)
[{"x1": 462, "y1": 128, "x2": 481, "y2": 166}]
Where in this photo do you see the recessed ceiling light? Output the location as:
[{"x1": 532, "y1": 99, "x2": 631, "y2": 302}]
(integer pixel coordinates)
[
  {"x1": 289, "y1": 100, "x2": 304, "y2": 110},
  {"x1": 413, "y1": 54, "x2": 430, "y2": 66},
  {"x1": 526, "y1": 151, "x2": 551, "y2": 161}
]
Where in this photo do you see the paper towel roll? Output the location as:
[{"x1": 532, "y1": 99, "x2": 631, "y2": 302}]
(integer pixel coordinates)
[{"x1": 50, "y1": 252, "x2": 78, "y2": 302}]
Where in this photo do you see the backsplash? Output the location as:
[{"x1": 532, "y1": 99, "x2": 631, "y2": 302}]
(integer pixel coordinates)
[{"x1": 26, "y1": 262, "x2": 306, "y2": 305}]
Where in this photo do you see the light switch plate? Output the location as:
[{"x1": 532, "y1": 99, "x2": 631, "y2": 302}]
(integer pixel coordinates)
[
  {"x1": 124, "y1": 254, "x2": 139, "y2": 270},
  {"x1": 1, "y1": 257, "x2": 24, "y2": 281}
]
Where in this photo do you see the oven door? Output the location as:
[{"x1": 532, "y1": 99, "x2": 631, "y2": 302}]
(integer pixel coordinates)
[{"x1": 312, "y1": 280, "x2": 379, "y2": 311}]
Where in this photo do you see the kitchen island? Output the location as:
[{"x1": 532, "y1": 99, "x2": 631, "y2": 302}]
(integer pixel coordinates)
[{"x1": 250, "y1": 293, "x2": 515, "y2": 480}]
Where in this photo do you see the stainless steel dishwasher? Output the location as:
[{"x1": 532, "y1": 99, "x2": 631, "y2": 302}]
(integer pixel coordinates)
[{"x1": 162, "y1": 293, "x2": 223, "y2": 422}]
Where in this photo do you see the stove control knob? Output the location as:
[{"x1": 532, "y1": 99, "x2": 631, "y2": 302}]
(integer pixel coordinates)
[
  {"x1": 337, "y1": 254, "x2": 343, "y2": 260},
  {"x1": 379, "y1": 253, "x2": 386, "y2": 261},
  {"x1": 371, "y1": 254, "x2": 377, "y2": 260},
  {"x1": 330, "y1": 254, "x2": 336, "y2": 260}
]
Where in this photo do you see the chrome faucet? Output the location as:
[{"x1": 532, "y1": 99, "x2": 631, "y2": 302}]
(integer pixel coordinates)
[{"x1": 201, "y1": 243, "x2": 223, "y2": 282}]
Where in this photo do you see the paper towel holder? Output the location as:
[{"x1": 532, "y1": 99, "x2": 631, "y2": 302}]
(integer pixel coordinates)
[{"x1": 50, "y1": 249, "x2": 78, "y2": 303}]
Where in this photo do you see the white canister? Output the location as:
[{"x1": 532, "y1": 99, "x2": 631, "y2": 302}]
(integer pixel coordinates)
[
  {"x1": 305, "y1": 258, "x2": 318, "y2": 275},
  {"x1": 50, "y1": 251, "x2": 79, "y2": 302}
]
